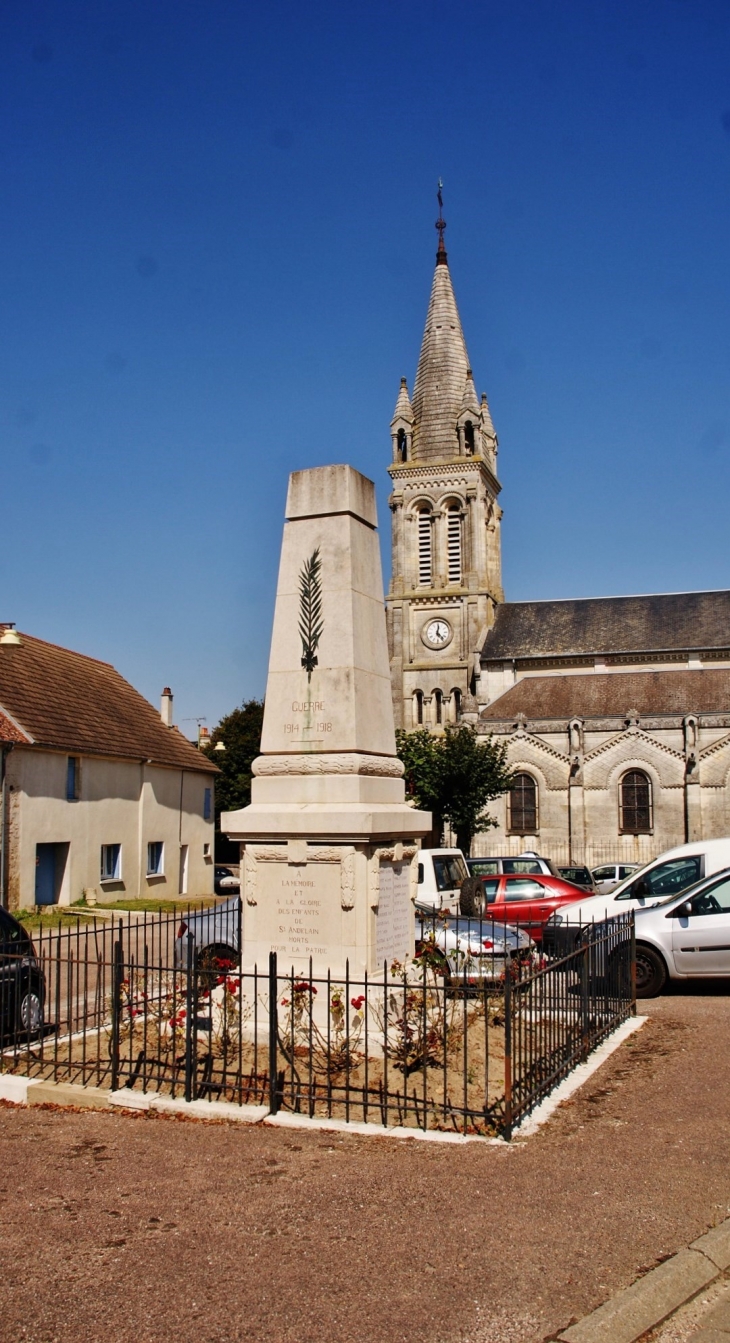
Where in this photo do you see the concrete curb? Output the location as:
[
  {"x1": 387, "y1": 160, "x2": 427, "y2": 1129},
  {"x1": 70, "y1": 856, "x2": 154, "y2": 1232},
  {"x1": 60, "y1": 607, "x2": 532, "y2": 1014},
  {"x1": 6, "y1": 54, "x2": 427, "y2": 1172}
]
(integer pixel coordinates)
[{"x1": 559, "y1": 1219, "x2": 730, "y2": 1343}]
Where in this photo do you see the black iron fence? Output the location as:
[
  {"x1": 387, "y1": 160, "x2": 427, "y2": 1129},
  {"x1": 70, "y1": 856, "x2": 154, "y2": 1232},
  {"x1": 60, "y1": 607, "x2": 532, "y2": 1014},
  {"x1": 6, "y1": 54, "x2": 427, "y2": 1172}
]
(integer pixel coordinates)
[{"x1": 0, "y1": 903, "x2": 635, "y2": 1139}]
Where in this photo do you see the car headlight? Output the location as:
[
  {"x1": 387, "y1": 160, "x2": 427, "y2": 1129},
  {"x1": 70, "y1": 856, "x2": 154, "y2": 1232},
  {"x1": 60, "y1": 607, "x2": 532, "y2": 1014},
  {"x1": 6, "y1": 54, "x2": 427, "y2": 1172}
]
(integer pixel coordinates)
[{"x1": 547, "y1": 912, "x2": 563, "y2": 926}]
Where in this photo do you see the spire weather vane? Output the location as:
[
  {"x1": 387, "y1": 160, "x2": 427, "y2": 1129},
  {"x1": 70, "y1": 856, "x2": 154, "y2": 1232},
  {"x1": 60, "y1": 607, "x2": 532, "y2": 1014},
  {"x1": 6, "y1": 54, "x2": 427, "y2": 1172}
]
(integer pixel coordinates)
[{"x1": 436, "y1": 178, "x2": 446, "y2": 252}]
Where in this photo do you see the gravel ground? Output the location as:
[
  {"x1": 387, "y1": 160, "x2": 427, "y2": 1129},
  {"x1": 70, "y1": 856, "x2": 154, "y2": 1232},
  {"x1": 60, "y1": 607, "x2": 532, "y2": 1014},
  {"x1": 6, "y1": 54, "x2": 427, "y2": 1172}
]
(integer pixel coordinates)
[{"x1": 2, "y1": 986, "x2": 730, "y2": 1343}]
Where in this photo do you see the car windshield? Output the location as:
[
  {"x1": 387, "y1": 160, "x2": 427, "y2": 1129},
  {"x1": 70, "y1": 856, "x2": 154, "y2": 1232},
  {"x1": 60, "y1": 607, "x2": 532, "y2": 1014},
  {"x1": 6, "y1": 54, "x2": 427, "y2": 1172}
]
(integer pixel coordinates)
[
  {"x1": 432, "y1": 855, "x2": 468, "y2": 891},
  {"x1": 616, "y1": 855, "x2": 703, "y2": 900}
]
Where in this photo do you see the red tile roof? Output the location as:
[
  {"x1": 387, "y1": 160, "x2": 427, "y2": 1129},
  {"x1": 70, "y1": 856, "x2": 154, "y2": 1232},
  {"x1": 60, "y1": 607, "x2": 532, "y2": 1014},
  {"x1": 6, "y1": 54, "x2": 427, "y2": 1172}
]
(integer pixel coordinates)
[
  {"x1": 480, "y1": 668, "x2": 730, "y2": 722},
  {"x1": 0, "y1": 633, "x2": 217, "y2": 772}
]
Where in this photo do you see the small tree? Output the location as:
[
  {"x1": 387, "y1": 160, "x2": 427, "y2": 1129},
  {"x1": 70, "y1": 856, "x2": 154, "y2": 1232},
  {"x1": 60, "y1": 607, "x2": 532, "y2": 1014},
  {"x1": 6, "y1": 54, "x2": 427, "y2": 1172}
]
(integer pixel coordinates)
[
  {"x1": 201, "y1": 701, "x2": 264, "y2": 852},
  {"x1": 396, "y1": 724, "x2": 513, "y2": 856}
]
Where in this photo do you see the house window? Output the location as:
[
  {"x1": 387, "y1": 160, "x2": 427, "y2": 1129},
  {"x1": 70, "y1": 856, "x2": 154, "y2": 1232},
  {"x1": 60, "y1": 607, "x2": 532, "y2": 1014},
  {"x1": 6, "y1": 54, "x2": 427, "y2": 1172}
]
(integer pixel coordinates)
[
  {"x1": 620, "y1": 770, "x2": 653, "y2": 833},
  {"x1": 418, "y1": 510, "x2": 432, "y2": 585},
  {"x1": 100, "y1": 844, "x2": 121, "y2": 882},
  {"x1": 447, "y1": 507, "x2": 462, "y2": 584},
  {"x1": 66, "y1": 756, "x2": 80, "y2": 801},
  {"x1": 508, "y1": 774, "x2": 538, "y2": 834},
  {"x1": 203, "y1": 842, "x2": 211, "y2": 858},
  {"x1": 147, "y1": 841, "x2": 164, "y2": 876},
  {"x1": 204, "y1": 787, "x2": 212, "y2": 821}
]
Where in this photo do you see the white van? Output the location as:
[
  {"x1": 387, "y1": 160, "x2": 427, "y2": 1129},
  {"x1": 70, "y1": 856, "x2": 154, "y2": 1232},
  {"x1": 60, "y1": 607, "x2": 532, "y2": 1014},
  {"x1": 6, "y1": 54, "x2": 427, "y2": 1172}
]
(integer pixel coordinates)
[
  {"x1": 416, "y1": 849, "x2": 469, "y2": 913},
  {"x1": 546, "y1": 837, "x2": 730, "y2": 943}
]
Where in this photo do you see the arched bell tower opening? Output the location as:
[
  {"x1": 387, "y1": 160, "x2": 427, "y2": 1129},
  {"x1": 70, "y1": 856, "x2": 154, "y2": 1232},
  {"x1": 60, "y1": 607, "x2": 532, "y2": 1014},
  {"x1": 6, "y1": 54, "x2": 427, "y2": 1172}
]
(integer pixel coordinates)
[{"x1": 386, "y1": 190, "x2": 503, "y2": 731}]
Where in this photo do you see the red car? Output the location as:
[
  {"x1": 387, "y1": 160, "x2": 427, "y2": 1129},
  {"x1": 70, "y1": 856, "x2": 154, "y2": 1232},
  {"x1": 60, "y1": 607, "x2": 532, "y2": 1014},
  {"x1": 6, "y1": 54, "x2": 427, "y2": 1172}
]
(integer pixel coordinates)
[{"x1": 461, "y1": 873, "x2": 585, "y2": 942}]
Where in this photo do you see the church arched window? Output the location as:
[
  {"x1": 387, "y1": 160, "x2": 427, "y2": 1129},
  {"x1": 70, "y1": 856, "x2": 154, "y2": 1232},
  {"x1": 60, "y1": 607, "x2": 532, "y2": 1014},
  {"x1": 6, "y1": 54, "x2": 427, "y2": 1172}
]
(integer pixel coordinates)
[
  {"x1": 508, "y1": 774, "x2": 538, "y2": 835},
  {"x1": 464, "y1": 420, "x2": 475, "y2": 454},
  {"x1": 417, "y1": 509, "x2": 432, "y2": 585},
  {"x1": 397, "y1": 428, "x2": 407, "y2": 462},
  {"x1": 619, "y1": 770, "x2": 653, "y2": 834},
  {"x1": 451, "y1": 688, "x2": 461, "y2": 722},
  {"x1": 413, "y1": 690, "x2": 423, "y2": 727},
  {"x1": 446, "y1": 505, "x2": 462, "y2": 584},
  {"x1": 433, "y1": 689, "x2": 443, "y2": 725}
]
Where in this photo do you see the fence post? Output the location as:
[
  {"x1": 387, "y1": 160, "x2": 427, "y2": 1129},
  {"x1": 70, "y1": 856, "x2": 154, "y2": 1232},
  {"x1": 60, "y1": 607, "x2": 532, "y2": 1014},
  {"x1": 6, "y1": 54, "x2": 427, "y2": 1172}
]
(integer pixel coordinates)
[
  {"x1": 630, "y1": 911, "x2": 637, "y2": 1015},
  {"x1": 184, "y1": 934, "x2": 195, "y2": 1103},
  {"x1": 268, "y1": 950, "x2": 278, "y2": 1115},
  {"x1": 110, "y1": 931, "x2": 123, "y2": 1092},
  {"x1": 503, "y1": 966, "x2": 512, "y2": 1141},
  {"x1": 580, "y1": 940, "x2": 590, "y2": 1060}
]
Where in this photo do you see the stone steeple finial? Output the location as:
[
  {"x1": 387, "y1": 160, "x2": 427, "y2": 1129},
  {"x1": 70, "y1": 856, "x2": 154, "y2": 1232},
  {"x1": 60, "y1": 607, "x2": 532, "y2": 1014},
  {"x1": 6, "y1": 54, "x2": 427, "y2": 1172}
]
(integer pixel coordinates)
[
  {"x1": 390, "y1": 377, "x2": 414, "y2": 462},
  {"x1": 459, "y1": 368, "x2": 480, "y2": 416},
  {"x1": 480, "y1": 391, "x2": 497, "y2": 446}
]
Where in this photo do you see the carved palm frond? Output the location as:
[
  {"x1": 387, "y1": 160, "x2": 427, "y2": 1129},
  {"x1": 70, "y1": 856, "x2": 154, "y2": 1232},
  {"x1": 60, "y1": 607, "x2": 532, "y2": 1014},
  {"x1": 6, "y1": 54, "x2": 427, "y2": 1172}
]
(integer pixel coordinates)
[{"x1": 299, "y1": 547, "x2": 324, "y2": 678}]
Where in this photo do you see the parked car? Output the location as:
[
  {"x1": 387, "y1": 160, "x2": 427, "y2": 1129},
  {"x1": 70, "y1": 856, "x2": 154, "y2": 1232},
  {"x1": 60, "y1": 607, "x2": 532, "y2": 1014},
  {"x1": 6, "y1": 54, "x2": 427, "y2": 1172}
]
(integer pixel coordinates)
[
  {"x1": 417, "y1": 849, "x2": 470, "y2": 912},
  {"x1": 214, "y1": 865, "x2": 240, "y2": 895},
  {"x1": 630, "y1": 867, "x2": 730, "y2": 996},
  {"x1": 415, "y1": 904, "x2": 534, "y2": 985},
  {"x1": 0, "y1": 908, "x2": 45, "y2": 1038},
  {"x1": 591, "y1": 863, "x2": 640, "y2": 895},
  {"x1": 459, "y1": 873, "x2": 588, "y2": 941},
  {"x1": 176, "y1": 896, "x2": 240, "y2": 970},
  {"x1": 544, "y1": 838, "x2": 730, "y2": 958},
  {"x1": 466, "y1": 852, "x2": 561, "y2": 878},
  {"x1": 558, "y1": 865, "x2": 596, "y2": 892}
]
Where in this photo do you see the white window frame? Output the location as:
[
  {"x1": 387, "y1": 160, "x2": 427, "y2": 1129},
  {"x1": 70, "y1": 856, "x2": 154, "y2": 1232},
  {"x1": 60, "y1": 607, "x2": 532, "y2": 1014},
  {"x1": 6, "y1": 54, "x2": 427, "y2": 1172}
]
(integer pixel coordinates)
[
  {"x1": 100, "y1": 844, "x2": 122, "y2": 882},
  {"x1": 147, "y1": 841, "x2": 164, "y2": 877}
]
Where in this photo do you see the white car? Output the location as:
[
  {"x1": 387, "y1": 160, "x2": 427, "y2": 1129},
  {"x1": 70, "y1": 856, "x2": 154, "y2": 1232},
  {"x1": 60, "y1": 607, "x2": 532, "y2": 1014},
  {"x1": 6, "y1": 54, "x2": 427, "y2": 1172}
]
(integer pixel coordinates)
[
  {"x1": 632, "y1": 867, "x2": 730, "y2": 996},
  {"x1": 544, "y1": 837, "x2": 730, "y2": 958},
  {"x1": 591, "y1": 863, "x2": 640, "y2": 895},
  {"x1": 416, "y1": 849, "x2": 469, "y2": 913}
]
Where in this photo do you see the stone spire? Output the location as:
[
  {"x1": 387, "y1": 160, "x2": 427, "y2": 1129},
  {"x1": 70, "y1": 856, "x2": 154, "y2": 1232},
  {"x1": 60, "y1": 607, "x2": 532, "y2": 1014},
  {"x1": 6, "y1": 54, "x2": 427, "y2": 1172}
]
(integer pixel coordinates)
[
  {"x1": 410, "y1": 249, "x2": 471, "y2": 462},
  {"x1": 459, "y1": 368, "x2": 480, "y2": 417},
  {"x1": 391, "y1": 376, "x2": 413, "y2": 424}
]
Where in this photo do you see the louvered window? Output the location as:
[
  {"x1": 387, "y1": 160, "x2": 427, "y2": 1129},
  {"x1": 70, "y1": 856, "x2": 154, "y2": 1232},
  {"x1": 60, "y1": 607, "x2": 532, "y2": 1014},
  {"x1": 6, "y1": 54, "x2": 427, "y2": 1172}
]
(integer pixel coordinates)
[
  {"x1": 418, "y1": 511, "x2": 432, "y2": 585},
  {"x1": 447, "y1": 508, "x2": 461, "y2": 584}
]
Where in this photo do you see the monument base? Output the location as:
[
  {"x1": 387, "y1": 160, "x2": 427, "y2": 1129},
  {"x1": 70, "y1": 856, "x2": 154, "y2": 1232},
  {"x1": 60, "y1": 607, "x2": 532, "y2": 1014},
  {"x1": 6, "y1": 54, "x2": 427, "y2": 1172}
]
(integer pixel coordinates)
[{"x1": 231, "y1": 835, "x2": 419, "y2": 978}]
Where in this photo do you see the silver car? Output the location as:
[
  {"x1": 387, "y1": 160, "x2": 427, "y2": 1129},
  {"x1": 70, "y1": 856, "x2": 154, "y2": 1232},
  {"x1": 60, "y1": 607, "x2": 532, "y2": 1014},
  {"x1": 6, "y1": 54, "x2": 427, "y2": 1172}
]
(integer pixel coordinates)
[
  {"x1": 415, "y1": 906, "x2": 534, "y2": 985},
  {"x1": 175, "y1": 896, "x2": 241, "y2": 970},
  {"x1": 632, "y1": 866, "x2": 730, "y2": 996}
]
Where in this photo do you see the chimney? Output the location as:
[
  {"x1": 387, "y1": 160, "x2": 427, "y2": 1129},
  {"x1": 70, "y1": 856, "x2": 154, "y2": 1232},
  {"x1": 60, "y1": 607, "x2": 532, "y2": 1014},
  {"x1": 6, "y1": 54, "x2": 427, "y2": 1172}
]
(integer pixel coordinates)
[
  {"x1": 160, "y1": 687, "x2": 173, "y2": 727},
  {"x1": 199, "y1": 726, "x2": 211, "y2": 747}
]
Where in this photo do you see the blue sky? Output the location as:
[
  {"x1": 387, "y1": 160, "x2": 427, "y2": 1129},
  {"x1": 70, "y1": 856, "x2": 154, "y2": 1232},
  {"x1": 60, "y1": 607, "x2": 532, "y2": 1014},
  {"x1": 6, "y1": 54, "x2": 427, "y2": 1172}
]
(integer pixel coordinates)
[{"x1": 2, "y1": 1, "x2": 730, "y2": 729}]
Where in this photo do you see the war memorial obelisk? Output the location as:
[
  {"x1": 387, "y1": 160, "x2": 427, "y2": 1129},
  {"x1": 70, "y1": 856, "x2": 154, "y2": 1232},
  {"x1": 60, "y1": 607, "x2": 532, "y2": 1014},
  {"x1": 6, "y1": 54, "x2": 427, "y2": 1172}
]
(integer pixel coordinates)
[{"x1": 222, "y1": 463, "x2": 430, "y2": 977}]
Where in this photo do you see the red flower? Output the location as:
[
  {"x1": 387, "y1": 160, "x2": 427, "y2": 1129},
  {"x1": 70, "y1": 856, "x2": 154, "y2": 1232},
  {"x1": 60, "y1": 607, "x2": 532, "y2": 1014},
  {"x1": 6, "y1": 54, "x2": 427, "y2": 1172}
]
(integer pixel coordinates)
[
  {"x1": 351, "y1": 996, "x2": 365, "y2": 1010},
  {"x1": 293, "y1": 981, "x2": 317, "y2": 995}
]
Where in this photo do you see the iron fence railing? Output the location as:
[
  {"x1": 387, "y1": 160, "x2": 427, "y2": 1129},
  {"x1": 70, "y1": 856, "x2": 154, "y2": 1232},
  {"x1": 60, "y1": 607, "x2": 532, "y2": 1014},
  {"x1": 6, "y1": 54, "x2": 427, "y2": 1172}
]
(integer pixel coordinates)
[{"x1": 0, "y1": 903, "x2": 634, "y2": 1139}]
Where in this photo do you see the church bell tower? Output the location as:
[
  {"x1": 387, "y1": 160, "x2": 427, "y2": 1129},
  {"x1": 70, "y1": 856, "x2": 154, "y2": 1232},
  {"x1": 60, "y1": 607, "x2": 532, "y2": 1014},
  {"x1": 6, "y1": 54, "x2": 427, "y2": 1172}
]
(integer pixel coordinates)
[{"x1": 386, "y1": 193, "x2": 503, "y2": 731}]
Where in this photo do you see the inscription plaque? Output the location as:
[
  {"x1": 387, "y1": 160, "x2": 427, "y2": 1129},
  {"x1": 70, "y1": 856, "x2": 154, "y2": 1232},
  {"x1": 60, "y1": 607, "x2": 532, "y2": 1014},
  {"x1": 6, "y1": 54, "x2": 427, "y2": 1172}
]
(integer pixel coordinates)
[
  {"x1": 375, "y1": 861, "x2": 412, "y2": 966},
  {"x1": 254, "y1": 860, "x2": 341, "y2": 969}
]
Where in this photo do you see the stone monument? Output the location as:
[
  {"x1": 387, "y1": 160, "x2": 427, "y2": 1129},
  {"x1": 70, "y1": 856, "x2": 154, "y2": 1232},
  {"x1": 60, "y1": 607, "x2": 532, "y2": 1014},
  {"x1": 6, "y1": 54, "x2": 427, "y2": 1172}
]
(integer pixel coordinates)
[{"x1": 222, "y1": 464, "x2": 431, "y2": 976}]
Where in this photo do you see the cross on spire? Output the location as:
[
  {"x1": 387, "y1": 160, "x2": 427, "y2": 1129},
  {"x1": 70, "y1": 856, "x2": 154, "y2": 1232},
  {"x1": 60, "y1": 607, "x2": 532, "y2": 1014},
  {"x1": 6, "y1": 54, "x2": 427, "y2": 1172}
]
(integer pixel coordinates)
[{"x1": 435, "y1": 178, "x2": 447, "y2": 264}]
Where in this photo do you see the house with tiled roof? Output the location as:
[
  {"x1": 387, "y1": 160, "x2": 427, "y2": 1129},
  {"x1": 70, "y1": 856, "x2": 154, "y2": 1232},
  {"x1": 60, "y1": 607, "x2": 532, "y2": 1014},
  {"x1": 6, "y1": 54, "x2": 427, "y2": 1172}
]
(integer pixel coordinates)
[
  {"x1": 0, "y1": 627, "x2": 217, "y2": 909},
  {"x1": 385, "y1": 202, "x2": 730, "y2": 865}
]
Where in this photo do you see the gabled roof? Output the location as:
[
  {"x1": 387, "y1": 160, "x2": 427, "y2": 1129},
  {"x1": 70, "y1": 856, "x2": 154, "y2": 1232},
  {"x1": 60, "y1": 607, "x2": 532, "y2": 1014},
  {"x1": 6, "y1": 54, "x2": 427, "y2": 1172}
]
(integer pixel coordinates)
[
  {"x1": 0, "y1": 633, "x2": 217, "y2": 772},
  {"x1": 480, "y1": 668, "x2": 730, "y2": 722},
  {"x1": 482, "y1": 591, "x2": 730, "y2": 662}
]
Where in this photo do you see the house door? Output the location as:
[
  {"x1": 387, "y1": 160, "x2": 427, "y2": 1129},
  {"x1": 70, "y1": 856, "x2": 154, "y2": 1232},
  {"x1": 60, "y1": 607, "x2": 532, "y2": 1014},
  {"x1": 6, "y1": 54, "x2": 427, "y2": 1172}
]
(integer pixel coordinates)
[
  {"x1": 179, "y1": 845, "x2": 189, "y2": 896},
  {"x1": 35, "y1": 844, "x2": 57, "y2": 905}
]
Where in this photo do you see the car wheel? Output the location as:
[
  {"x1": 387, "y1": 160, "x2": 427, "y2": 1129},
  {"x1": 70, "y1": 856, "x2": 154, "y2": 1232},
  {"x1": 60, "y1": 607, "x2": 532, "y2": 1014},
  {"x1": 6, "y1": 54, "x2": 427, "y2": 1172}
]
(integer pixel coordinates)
[
  {"x1": 18, "y1": 986, "x2": 43, "y2": 1036},
  {"x1": 635, "y1": 944, "x2": 667, "y2": 999},
  {"x1": 460, "y1": 877, "x2": 485, "y2": 917}
]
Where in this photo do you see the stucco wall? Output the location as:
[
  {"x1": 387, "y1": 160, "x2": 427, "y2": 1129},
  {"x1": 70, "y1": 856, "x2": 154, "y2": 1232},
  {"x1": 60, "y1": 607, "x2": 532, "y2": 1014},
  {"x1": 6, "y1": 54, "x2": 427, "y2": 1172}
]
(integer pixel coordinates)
[{"x1": 5, "y1": 747, "x2": 214, "y2": 909}]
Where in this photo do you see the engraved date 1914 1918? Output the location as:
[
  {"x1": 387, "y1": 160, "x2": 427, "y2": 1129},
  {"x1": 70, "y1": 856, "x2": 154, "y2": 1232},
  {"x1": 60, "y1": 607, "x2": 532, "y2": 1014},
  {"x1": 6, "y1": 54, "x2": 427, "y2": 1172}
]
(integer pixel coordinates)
[{"x1": 284, "y1": 721, "x2": 332, "y2": 734}]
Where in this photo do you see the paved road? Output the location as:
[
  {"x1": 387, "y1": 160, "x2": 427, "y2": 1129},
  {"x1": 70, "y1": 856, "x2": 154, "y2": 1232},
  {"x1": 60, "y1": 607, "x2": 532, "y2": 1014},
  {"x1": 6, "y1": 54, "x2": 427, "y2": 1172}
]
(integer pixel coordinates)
[{"x1": 1, "y1": 983, "x2": 730, "y2": 1343}]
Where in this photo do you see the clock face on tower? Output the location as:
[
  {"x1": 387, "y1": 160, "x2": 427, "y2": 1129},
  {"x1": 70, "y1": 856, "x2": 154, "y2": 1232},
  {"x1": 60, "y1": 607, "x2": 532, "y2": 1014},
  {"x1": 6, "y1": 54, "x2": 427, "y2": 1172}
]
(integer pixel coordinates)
[{"x1": 422, "y1": 618, "x2": 453, "y2": 650}]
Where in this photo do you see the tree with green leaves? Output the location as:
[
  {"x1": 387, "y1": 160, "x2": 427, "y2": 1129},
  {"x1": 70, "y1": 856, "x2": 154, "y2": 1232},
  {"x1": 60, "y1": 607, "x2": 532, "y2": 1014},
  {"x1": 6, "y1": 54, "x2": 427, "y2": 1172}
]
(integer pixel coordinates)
[
  {"x1": 396, "y1": 723, "x2": 513, "y2": 856},
  {"x1": 201, "y1": 700, "x2": 264, "y2": 848}
]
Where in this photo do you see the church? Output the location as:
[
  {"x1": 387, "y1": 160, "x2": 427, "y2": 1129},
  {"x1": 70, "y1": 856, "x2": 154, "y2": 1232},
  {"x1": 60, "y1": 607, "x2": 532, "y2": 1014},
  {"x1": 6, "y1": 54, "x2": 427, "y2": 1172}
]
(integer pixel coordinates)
[{"x1": 385, "y1": 209, "x2": 730, "y2": 867}]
